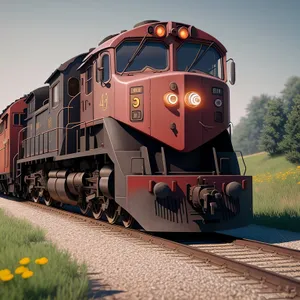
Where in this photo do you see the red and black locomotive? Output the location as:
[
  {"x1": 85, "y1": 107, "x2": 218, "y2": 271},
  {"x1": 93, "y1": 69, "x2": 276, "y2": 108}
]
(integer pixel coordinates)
[{"x1": 0, "y1": 20, "x2": 252, "y2": 232}]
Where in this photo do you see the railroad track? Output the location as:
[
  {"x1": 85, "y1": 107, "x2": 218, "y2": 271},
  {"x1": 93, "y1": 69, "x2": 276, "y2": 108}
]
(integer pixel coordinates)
[{"x1": 17, "y1": 200, "x2": 300, "y2": 299}]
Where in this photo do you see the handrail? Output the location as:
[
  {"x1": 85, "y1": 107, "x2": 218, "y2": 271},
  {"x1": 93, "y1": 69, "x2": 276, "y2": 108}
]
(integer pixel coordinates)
[
  {"x1": 228, "y1": 122, "x2": 233, "y2": 138},
  {"x1": 12, "y1": 153, "x2": 19, "y2": 180},
  {"x1": 42, "y1": 98, "x2": 49, "y2": 106},
  {"x1": 19, "y1": 92, "x2": 106, "y2": 159},
  {"x1": 235, "y1": 150, "x2": 247, "y2": 176}
]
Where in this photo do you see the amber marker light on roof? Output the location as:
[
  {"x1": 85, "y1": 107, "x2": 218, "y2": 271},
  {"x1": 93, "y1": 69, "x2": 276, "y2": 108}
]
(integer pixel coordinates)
[
  {"x1": 178, "y1": 27, "x2": 189, "y2": 39},
  {"x1": 155, "y1": 25, "x2": 166, "y2": 37}
]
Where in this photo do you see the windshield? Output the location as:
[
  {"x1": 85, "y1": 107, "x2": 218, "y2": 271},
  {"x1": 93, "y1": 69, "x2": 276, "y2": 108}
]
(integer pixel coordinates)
[
  {"x1": 116, "y1": 40, "x2": 168, "y2": 73},
  {"x1": 176, "y1": 42, "x2": 223, "y2": 79}
]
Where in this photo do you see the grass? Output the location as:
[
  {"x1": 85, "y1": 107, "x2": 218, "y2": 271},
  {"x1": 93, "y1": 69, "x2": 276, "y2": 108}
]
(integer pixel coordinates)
[
  {"x1": 0, "y1": 209, "x2": 89, "y2": 300},
  {"x1": 238, "y1": 152, "x2": 300, "y2": 232}
]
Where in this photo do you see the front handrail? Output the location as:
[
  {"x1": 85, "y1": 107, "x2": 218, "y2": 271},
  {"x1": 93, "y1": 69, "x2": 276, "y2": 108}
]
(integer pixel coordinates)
[{"x1": 235, "y1": 150, "x2": 247, "y2": 176}]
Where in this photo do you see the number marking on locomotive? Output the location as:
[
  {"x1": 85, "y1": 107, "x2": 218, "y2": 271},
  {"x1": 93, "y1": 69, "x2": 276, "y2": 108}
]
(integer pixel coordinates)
[{"x1": 99, "y1": 93, "x2": 108, "y2": 111}]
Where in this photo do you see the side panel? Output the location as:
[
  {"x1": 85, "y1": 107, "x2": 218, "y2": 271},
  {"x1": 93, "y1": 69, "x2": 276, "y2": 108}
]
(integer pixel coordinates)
[
  {"x1": 114, "y1": 78, "x2": 151, "y2": 135},
  {"x1": 0, "y1": 98, "x2": 26, "y2": 178},
  {"x1": 93, "y1": 52, "x2": 115, "y2": 120},
  {"x1": 80, "y1": 64, "x2": 94, "y2": 128},
  {"x1": 0, "y1": 114, "x2": 9, "y2": 174},
  {"x1": 9, "y1": 99, "x2": 27, "y2": 173},
  {"x1": 150, "y1": 75, "x2": 185, "y2": 150}
]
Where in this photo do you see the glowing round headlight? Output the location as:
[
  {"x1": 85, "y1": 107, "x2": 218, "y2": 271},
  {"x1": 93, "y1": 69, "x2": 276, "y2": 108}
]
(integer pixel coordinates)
[
  {"x1": 155, "y1": 25, "x2": 166, "y2": 37},
  {"x1": 164, "y1": 92, "x2": 178, "y2": 106},
  {"x1": 185, "y1": 91, "x2": 201, "y2": 108},
  {"x1": 214, "y1": 99, "x2": 223, "y2": 107},
  {"x1": 178, "y1": 27, "x2": 189, "y2": 39}
]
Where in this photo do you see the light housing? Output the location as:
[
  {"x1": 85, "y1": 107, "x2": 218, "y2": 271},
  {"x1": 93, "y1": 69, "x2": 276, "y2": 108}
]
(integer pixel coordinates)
[
  {"x1": 214, "y1": 99, "x2": 223, "y2": 107},
  {"x1": 164, "y1": 92, "x2": 178, "y2": 107},
  {"x1": 178, "y1": 27, "x2": 189, "y2": 39},
  {"x1": 185, "y1": 91, "x2": 201, "y2": 108},
  {"x1": 155, "y1": 25, "x2": 166, "y2": 37}
]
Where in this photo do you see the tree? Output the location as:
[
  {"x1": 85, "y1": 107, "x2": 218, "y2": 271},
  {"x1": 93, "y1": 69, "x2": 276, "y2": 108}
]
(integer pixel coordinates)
[
  {"x1": 259, "y1": 97, "x2": 286, "y2": 156},
  {"x1": 280, "y1": 95, "x2": 300, "y2": 163},
  {"x1": 232, "y1": 94, "x2": 271, "y2": 155},
  {"x1": 232, "y1": 117, "x2": 252, "y2": 155},
  {"x1": 281, "y1": 76, "x2": 300, "y2": 113}
]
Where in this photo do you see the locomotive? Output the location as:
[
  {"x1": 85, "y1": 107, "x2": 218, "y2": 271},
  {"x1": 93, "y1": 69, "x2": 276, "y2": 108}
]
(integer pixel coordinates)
[{"x1": 0, "y1": 20, "x2": 252, "y2": 232}]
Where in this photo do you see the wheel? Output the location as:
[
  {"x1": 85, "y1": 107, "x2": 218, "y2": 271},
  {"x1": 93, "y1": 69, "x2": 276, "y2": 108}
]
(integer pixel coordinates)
[
  {"x1": 31, "y1": 188, "x2": 40, "y2": 203},
  {"x1": 43, "y1": 190, "x2": 54, "y2": 207},
  {"x1": 78, "y1": 199, "x2": 90, "y2": 215},
  {"x1": 56, "y1": 202, "x2": 64, "y2": 208},
  {"x1": 121, "y1": 209, "x2": 135, "y2": 228},
  {"x1": 105, "y1": 198, "x2": 120, "y2": 224},
  {"x1": 91, "y1": 200, "x2": 104, "y2": 220}
]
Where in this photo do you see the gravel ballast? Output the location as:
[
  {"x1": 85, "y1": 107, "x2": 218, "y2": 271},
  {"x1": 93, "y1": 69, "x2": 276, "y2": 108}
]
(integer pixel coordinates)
[{"x1": 1, "y1": 197, "x2": 299, "y2": 300}]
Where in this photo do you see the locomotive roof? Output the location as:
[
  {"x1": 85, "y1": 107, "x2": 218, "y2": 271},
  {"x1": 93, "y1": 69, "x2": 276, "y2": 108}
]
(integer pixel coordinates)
[
  {"x1": 45, "y1": 52, "x2": 88, "y2": 84},
  {"x1": 78, "y1": 20, "x2": 227, "y2": 70},
  {"x1": 25, "y1": 86, "x2": 50, "y2": 104},
  {"x1": 0, "y1": 96, "x2": 27, "y2": 121}
]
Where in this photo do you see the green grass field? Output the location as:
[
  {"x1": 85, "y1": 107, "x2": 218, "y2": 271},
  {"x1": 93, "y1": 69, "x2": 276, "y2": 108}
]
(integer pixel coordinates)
[
  {"x1": 238, "y1": 152, "x2": 300, "y2": 232},
  {"x1": 0, "y1": 209, "x2": 89, "y2": 300}
]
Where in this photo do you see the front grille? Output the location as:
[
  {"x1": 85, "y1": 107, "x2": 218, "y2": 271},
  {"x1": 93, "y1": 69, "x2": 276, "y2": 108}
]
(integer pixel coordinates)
[
  {"x1": 155, "y1": 196, "x2": 188, "y2": 223},
  {"x1": 221, "y1": 195, "x2": 240, "y2": 220}
]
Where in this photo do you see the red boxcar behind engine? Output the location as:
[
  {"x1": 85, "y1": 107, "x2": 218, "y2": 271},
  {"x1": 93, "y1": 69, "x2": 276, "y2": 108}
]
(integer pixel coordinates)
[{"x1": 0, "y1": 97, "x2": 27, "y2": 194}]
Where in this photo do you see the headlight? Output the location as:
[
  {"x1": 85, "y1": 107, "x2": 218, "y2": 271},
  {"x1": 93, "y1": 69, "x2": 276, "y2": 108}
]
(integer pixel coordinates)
[
  {"x1": 214, "y1": 99, "x2": 223, "y2": 107},
  {"x1": 164, "y1": 92, "x2": 178, "y2": 106},
  {"x1": 155, "y1": 25, "x2": 166, "y2": 37},
  {"x1": 185, "y1": 91, "x2": 201, "y2": 108},
  {"x1": 178, "y1": 27, "x2": 189, "y2": 39}
]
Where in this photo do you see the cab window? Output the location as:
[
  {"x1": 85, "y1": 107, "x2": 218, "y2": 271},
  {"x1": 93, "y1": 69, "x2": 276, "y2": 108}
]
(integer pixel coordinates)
[
  {"x1": 86, "y1": 66, "x2": 93, "y2": 94},
  {"x1": 96, "y1": 54, "x2": 111, "y2": 83},
  {"x1": 102, "y1": 54, "x2": 110, "y2": 82},
  {"x1": 176, "y1": 42, "x2": 223, "y2": 79},
  {"x1": 13, "y1": 113, "x2": 25, "y2": 126},
  {"x1": 116, "y1": 40, "x2": 168, "y2": 73},
  {"x1": 52, "y1": 83, "x2": 59, "y2": 107}
]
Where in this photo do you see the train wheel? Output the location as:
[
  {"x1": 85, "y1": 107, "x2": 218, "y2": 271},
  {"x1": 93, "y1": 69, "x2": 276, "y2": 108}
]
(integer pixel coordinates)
[
  {"x1": 122, "y1": 209, "x2": 135, "y2": 228},
  {"x1": 79, "y1": 200, "x2": 90, "y2": 215},
  {"x1": 43, "y1": 190, "x2": 54, "y2": 207},
  {"x1": 31, "y1": 189, "x2": 40, "y2": 203},
  {"x1": 105, "y1": 198, "x2": 120, "y2": 224},
  {"x1": 91, "y1": 200, "x2": 104, "y2": 220}
]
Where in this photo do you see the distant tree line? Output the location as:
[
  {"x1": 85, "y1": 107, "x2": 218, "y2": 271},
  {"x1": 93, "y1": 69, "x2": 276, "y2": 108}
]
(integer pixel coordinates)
[{"x1": 232, "y1": 76, "x2": 300, "y2": 163}]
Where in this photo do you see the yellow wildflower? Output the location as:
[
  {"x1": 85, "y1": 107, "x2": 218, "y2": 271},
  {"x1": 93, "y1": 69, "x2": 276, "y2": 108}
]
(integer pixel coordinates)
[
  {"x1": 19, "y1": 257, "x2": 30, "y2": 265},
  {"x1": 15, "y1": 266, "x2": 28, "y2": 274},
  {"x1": 0, "y1": 269, "x2": 11, "y2": 277},
  {"x1": 22, "y1": 270, "x2": 34, "y2": 279},
  {"x1": 298, "y1": 182, "x2": 300, "y2": 185},
  {"x1": 297, "y1": 166, "x2": 300, "y2": 169},
  {"x1": 35, "y1": 257, "x2": 48, "y2": 265},
  {"x1": 0, "y1": 273, "x2": 14, "y2": 282}
]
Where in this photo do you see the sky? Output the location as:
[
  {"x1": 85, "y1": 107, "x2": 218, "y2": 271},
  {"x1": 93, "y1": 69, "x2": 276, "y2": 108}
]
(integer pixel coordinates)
[{"x1": 0, "y1": 0, "x2": 299, "y2": 126}]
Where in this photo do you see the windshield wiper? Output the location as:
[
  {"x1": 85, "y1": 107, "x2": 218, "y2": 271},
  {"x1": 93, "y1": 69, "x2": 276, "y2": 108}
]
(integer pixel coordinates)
[
  {"x1": 186, "y1": 41, "x2": 214, "y2": 72},
  {"x1": 120, "y1": 34, "x2": 148, "y2": 75}
]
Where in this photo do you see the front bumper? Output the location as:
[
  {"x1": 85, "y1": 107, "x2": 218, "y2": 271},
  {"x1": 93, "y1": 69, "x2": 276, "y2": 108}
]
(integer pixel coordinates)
[{"x1": 126, "y1": 175, "x2": 253, "y2": 232}]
